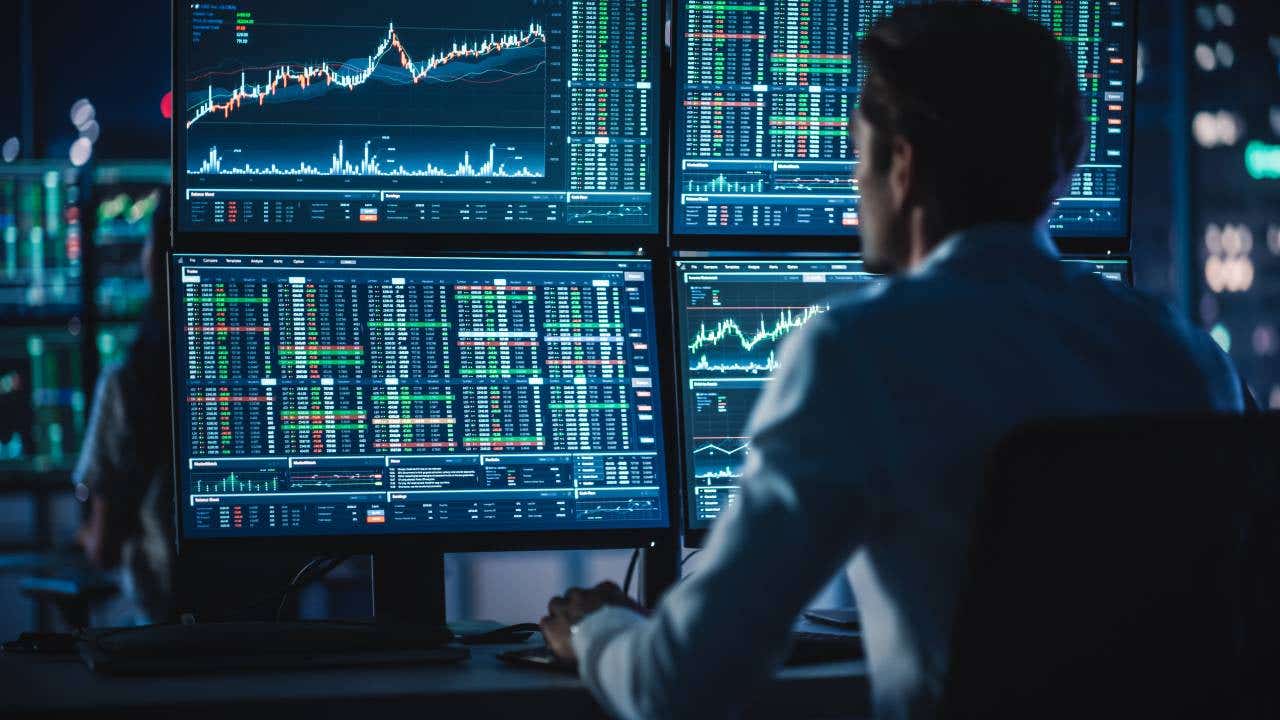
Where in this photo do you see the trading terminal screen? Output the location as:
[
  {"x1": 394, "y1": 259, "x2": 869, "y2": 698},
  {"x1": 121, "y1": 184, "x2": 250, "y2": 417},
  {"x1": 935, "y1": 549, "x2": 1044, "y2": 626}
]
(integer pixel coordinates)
[
  {"x1": 673, "y1": 0, "x2": 1135, "y2": 239},
  {"x1": 676, "y1": 256, "x2": 1133, "y2": 530},
  {"x1": 171, "y1": 254, "x2": 669, "y2": 539},
  {"x1": 176, "y1": 1, "x2": 660, "y2": 235}
]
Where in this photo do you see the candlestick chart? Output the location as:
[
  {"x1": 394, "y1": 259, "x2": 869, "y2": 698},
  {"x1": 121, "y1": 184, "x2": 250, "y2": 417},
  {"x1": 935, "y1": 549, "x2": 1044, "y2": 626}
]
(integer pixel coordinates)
[
  {"x1": 177, "y1": 0, "x2": 662, "y2": 234},
  {"x1": 184, "y1": 5, "x2": 549, "y2": 180}
]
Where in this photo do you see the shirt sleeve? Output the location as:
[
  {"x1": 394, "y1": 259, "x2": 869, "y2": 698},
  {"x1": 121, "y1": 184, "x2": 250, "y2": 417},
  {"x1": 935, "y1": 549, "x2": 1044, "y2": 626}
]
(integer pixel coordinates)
[
  {"x1": 570, "y1": 312, "x2": 881, "y2": 719},
  {"x1": 73, "y1": 367, "x2": 133, "y2": 498}
]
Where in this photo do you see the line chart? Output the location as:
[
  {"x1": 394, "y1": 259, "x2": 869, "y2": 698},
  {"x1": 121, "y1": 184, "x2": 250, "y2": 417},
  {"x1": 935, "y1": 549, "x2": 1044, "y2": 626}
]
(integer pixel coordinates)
[
  {"x1": 187, "y1": 21, "x2": 546, "y2": 129},
  {"x1": 687, "y1": 304, "x2": 827, "y2": 354}
]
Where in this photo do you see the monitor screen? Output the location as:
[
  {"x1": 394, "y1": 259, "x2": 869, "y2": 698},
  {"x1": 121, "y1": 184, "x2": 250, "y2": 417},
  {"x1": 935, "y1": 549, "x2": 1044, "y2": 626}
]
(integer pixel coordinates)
[
  {"x1": 170, "y1": 253, "x2": 670, "y2": 540},
  {"x1": 176, "y1": 1, "x2": 660, "y2": 236},
  {"x1": 94, "y1": 183, "x2": 165, "y2": 319},
  {"x1": 675, "y1": 255, "x2": 1132, "y2": 532},
  {"x1": 0, "y1": 326, "x2": 85, "y2": 470},
  {"x1": 672, "y1": 0, "x2": 1135, "y2": 240},
  {"x1": 0, "y1": 166, "x2": 82, "y2": 317}
]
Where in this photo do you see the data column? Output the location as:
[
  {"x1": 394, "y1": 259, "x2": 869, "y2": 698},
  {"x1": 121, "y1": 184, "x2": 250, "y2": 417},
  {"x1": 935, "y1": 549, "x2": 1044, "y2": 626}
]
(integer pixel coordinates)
[
  {"x1": 566, "y1": 0, "x2": 655, "y2": 225},
  {"x1": 544, "y1": 279, "x2": 631, "y2": 452},
  {"x1": 365, "y1": 274, "x2": 456, "y2": 452},
  {"x1": 454, "y1": 279, "x2": 546, "y2": 452},
  {"x1": 180, "y1": 272, "x2": 276, "y2": 457}
]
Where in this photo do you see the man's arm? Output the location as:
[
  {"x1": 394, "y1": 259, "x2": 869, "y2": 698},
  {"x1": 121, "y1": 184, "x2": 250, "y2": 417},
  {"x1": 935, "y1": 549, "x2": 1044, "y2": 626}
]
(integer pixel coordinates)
[
  {"x1": 73, "y1": 368, "x2": 138, "y2": 568},
  {"x1": 566, "y1": 313, "x2": 883, "y2": 719}
]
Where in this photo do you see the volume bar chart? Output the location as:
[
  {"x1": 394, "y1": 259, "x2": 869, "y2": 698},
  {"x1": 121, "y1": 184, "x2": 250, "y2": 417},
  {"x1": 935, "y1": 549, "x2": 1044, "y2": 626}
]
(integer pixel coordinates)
[
  {"x1": 193, "y1": 470, "x2": 282, "y2": 494},
  {"x1": 195, "y1": 141, "x2": 542, "y2": 178}
]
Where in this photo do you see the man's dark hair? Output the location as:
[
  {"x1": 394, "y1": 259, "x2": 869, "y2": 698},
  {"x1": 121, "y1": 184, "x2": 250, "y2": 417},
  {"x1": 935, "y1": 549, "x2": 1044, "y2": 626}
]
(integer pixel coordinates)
[{"x1": 859, "y1": 3, "x2": 1085, "y2": 236}]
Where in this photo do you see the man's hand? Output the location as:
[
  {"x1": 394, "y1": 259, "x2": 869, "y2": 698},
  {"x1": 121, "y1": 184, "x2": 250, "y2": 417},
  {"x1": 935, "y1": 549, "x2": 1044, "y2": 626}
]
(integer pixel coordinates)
[
  {"x1": 76, "y1": 495, "x2": 127, "y2": 569},
  {"x1": 540, "y1": 581, "x2": 645, "y2": 662}
]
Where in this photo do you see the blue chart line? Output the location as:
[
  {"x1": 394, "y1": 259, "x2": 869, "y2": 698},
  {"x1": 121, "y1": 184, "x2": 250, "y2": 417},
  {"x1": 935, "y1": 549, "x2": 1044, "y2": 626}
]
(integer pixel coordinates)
[
  {"x1": 693, "y1": 441, "x2": 749, "y2": 457},
  {"x1": 576, "y1": 498, "x2": 660, "y2": 520},
  {"x1": 566, "y1": 204, "x2": 648, "y2": 224}
]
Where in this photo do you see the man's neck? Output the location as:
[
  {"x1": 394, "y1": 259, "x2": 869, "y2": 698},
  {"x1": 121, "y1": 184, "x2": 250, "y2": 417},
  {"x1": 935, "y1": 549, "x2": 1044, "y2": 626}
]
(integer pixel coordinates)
[{"x1": 903, "y1": 207, "x2": 941, "y2": 271}]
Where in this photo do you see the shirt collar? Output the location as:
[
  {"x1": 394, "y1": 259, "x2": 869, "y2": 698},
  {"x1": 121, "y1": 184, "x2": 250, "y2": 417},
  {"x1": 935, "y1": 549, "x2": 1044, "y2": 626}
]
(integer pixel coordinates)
[{"x1": 911, "y1": 222, "x2": 1059, "y2": 278}]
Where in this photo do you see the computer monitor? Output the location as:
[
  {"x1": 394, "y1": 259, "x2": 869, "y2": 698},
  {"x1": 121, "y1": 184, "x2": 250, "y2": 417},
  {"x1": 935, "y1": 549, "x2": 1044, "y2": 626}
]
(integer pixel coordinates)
[
  {"x1": 91, "y1": 163, "x2": 169, "y2": 320},
  {"x1": 675, "y1": 254, "x2": 1134, "y2": 544},
  {"x1": 671, "y1": 0, "x2": 1136, "y2": 247},
  {"x1": 169, "y1": 253, "x2": 673, "y2": 553},
  {"x1": 0, "y1": 165, "x2": 83, "y2": 317},
  {"x1": 173, "y1": 1, "x2": 662, "y2": 239},
  {"x1": 0, "y1": 325, "x2": 86, "y2": 470}
]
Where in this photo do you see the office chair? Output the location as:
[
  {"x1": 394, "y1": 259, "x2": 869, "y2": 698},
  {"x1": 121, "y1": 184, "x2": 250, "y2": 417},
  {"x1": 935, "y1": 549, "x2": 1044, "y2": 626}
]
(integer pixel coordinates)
[{"x1": 943, "y1": 414, "x2": 1280, "y2": 720}]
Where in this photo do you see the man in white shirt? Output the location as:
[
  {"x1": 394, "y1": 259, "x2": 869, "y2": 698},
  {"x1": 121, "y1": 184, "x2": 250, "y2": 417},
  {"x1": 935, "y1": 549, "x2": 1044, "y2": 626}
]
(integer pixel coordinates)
[{"x1": 539, "y1": 5, "x2": 1248, "y2": 718}]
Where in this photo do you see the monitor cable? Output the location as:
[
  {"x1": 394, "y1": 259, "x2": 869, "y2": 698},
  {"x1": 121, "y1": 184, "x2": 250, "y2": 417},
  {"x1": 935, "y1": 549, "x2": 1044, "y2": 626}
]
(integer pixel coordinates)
[
  {"x1": 275, "y1": 554, "x2": 350, "y2": 621},
  {"x1": 622, "y1": 547, "x2": 641, "y2": 600}
]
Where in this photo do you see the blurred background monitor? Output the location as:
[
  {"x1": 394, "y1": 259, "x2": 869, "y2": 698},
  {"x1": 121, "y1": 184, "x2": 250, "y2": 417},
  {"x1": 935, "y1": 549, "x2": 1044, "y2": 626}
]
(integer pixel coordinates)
[
  {"x1": 0, "y1": 164, "x2": 83, "y2": 317},
  {"x1": 0, "y1": 325, "x2": 85, "y2": 471},
  {"x1": 90, "y1": 162, "x2": 169, "y2": 320}
]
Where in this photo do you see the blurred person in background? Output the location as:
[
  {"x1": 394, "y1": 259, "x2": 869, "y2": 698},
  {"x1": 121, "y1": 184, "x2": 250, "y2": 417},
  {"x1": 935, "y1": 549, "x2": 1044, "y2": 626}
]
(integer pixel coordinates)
[{"x1": 75, "y1": 196, "x2": 175, "y2": 624}]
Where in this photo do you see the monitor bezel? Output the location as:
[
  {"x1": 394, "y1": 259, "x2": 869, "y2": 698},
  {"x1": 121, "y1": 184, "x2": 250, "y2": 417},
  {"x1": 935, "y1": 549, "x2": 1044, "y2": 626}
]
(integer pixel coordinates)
[
  {"x1": 169, "y1": 0, "x2": 670, "y2": 251},
  {"x1": 664, "y1": 0, "x2": 1139, "y2": 255},
  {"x1": 166, "y1": 250, "x2": 684, "y2": 555}
]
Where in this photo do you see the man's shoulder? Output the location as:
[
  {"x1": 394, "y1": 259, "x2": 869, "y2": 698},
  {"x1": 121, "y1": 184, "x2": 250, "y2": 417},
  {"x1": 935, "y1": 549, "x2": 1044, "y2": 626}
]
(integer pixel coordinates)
[{"x1": 820, "y1": 272, "x2": 943, "y2": 331}]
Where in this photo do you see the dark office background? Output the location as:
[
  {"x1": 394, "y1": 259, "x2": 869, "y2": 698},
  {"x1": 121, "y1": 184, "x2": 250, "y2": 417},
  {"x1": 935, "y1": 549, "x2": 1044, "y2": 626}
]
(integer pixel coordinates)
[{"x1": 1, "y1": 1, "x2": 1277, "y2": 636}]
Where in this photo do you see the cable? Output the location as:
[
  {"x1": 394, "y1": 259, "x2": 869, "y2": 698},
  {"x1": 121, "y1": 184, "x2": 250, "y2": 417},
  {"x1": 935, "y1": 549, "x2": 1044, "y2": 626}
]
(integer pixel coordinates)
[
  {"x1": 622, "y1": 547, "x2": 641, "y2": 599},
  {"x1": 680, "y1": 549, "x2": 701, "y2": 567},
  {"x1": 274, "y1": 554, "x2": 350, "y2": 621}
]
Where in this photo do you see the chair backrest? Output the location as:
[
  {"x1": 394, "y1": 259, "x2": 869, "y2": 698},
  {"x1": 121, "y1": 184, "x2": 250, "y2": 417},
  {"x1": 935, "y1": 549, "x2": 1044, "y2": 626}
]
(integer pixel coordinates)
[{"x1": 943, "y1": 414, "x2": 1280, "y2": 720}]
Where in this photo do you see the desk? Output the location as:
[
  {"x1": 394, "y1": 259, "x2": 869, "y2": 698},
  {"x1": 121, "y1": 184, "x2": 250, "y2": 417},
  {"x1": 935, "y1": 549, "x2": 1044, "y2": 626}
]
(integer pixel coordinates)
[{"x1": 0, "y1": 643, "x2": 870, "y2": 718}]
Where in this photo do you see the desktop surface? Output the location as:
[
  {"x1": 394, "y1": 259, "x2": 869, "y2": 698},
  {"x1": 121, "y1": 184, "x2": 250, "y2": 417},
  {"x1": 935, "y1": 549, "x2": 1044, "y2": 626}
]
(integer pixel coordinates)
[
  {"x1": 672, "y1": 0, "x2": 1135, "y2": 241},
  {"x1": 175, "y1": 1, "x2": 661, "y2": 237},
  {"x1": 1, "y1": 640, "x2": 868, "y2": 718},
  {"x1": 169, "y1": 253, "x2": 671, "y2": 541},
  {"x1": 676, "y1": 255, "x2": 1134, "y2": 536}
]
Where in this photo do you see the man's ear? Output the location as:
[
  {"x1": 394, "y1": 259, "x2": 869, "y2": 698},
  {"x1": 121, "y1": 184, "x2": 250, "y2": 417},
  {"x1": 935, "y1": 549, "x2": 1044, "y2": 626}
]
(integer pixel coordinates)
[{"x1": 888, "y1": 135, "x2": 914, "y2": 213}]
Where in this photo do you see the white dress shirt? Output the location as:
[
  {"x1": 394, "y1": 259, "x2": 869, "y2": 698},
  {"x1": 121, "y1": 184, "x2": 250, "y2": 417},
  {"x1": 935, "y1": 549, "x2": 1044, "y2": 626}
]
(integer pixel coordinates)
[{"x1": 571, "y1": 223, "x2": 1247, "y2": 719}]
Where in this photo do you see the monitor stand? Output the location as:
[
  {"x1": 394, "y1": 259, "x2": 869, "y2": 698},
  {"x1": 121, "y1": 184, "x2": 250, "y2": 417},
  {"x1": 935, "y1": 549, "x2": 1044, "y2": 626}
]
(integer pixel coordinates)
[
  {"x1": 371, "y1": 535, "x2": 680, "y2": 626},
  {"x1": 371, "y1": 545, "x2": 446, "y2": 627}
]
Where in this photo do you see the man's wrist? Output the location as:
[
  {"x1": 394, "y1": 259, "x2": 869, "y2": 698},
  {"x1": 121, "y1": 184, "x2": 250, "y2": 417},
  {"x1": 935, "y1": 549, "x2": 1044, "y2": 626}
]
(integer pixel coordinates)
[{"x1": 569, "y1": 605, "x2": 647, "y2": 662}]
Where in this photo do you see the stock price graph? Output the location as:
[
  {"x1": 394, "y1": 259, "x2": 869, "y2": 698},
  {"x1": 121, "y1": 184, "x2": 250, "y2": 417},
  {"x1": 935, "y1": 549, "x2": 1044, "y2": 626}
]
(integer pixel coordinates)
[
  {"x1": 178, "y1": 0, "x2": 660, "y2": 234},
  {"x1": 676, "y1": 258, "x2": 879, "y2": 528},
  {"x1": 184, "y1": 5, "x2": 547, "y2": 177}
]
